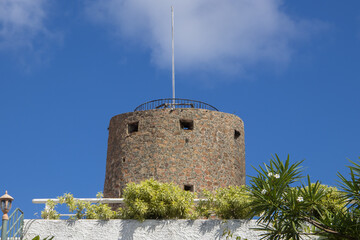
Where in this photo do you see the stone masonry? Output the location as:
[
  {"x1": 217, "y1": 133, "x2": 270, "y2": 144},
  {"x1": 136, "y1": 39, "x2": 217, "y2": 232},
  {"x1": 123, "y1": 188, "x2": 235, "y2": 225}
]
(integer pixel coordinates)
[{"x1": 103, "y1": 108, "x2": 245, "y2": 197}]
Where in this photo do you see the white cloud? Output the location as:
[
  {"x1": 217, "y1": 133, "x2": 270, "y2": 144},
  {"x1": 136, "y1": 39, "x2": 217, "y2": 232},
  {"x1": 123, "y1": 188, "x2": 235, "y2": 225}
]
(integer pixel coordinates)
[
  {"x1": 86, "y1": 0, "x2": 315, "y2": 74},
  {"x1": 0, "y1": 0, "x2": 49, "y2": 50}
]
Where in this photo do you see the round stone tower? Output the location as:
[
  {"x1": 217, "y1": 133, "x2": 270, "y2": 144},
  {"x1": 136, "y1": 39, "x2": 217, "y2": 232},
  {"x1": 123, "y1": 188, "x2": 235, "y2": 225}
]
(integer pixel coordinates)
[{"x1": 103, "y1": 99, "x2": 245, "y2": 197}]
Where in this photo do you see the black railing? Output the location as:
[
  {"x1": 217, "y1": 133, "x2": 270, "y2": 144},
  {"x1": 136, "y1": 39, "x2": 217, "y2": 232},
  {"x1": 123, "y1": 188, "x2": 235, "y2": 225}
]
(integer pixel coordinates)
[{"x1": 134, "y1": 98, "x2": 218, "y2": 112}]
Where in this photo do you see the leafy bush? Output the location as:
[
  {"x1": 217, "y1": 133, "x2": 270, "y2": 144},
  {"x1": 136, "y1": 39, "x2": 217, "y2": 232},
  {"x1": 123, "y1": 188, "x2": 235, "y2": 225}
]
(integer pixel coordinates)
[
  {"x1": 41, "y1": 200, "x2": 60, "y2": 219},
  {"x1": 119, "y1": 179, "x2": 195, "y2": 221},
  {"x1": 41, "y1": 180, "x2": 253, "y2": 220},
  {"x1": 214, "y1": 185, "x2": 252, "y2": 219},
  {"x1": 58, "y1": 192, "x2": 118, "y2": 220},
  {"x1": 195, "y1": 190, "x2": 213, "y2": 219},
  {"x1": 301, "y1": 184, "x2": 345, "y2": 218},
  {"x1": 42, "y1": 192, "x2": 117, "y2": 220},
  {"x1": 196, "y1": 186, "x2": 252, "y2": 219}
]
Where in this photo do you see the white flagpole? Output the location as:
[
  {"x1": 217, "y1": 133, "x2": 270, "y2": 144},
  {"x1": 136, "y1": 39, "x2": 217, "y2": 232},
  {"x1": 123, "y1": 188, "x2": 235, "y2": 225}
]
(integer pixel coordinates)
[{"x1": 171, "y1": 6, "x2": 175, "y2": 106}]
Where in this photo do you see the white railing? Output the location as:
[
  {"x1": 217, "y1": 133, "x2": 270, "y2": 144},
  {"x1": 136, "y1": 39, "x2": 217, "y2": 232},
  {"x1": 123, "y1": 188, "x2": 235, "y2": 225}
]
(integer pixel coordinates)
[
  {"x1": 33, "y1": 198, "x2": 125, "y2": 217},
  {"x1": 33, "y1": 198, "x2": 204, "y2": 217},
  {"x1": 33, "y1": 198, "x2": 125, "y2": 205}
]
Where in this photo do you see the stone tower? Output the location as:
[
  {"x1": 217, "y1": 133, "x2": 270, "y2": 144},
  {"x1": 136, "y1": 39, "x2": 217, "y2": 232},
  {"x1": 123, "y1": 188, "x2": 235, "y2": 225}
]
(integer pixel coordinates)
[{"x1": 103, "y1": 99, "x2": 245, "y2": 197}]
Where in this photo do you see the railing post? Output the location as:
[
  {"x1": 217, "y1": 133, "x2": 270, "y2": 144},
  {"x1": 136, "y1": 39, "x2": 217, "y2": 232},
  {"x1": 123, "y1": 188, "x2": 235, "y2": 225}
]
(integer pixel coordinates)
[
  {"x1": 45, "y1": 202, "x2": 49, "y2": 220},
  {"x1": 1, "y1": 218, "x2": 8, "y2": 240}
]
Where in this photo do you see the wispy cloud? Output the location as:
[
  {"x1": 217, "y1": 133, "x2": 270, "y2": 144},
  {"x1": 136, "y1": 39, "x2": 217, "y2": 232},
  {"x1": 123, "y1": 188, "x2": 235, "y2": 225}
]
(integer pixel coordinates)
[
  {"x1": 0, "y1": 0, "x2": 62, "y2": 69},
  {"x1": 86, "y1": 0, "x2": 319, "y2": 74},
  {"x1": 0, "y1": 0, "x2": 45, "y2": 48}
]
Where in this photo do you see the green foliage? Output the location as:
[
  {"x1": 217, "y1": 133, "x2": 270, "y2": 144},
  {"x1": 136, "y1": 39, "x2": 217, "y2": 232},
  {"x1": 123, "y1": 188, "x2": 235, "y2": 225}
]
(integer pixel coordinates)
[
  {"x1": 249, "y1": 154, "x2": 305, "y2": 238},
  {"x1": 319, "y1": 157, "x2": 360, "y2": 240},
  {"x1": 195, "y1": 190, "x2": 214, "y2": 219},
  {"x1": 36, "y1": 156, "x2": 360, "y2": 239},
  {"x1": 338, "y1": 158, "x2": 360, "y2": 210},
  {"x1": 58, "y1": 192, "x2": 118, "y2": 220},
  {"x1": 120, "y1": 179, "x2": 195, "y2": 221},
  {"x1": 215, "y1": 186, "x2": 253, "y2": 219},
  {"x1": 41, "y1": 200, "x2": 60, "y2": 219},
  {"x1": 40, "y1": 180, "x2": 257, "y2": 221},
  {"x1": 301, "y1": 183, "x2": 345, "y2": 218},
  {"x1": 42, "y1": 192, "x2": 117, "y2": 220},
  {"x1": 249, "y1": 154, "x2": 360, "y2": 240},
  {"x1": 31, "y1": 236, "x2": 54, "y2": 240},
  {"x1": 222, "y1": 223, "x2": 248, "y2": 240},
  {"x1": 196, "y1": 186, "x2": 252, "y2": 219},
  {"x1": 58, "y1": 193, "x2": 87, "y2": 219}
]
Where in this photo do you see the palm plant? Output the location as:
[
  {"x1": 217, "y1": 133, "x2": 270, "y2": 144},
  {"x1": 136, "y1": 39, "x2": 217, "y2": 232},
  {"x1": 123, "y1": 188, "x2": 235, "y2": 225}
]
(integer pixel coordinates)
[{"x1": 249, "y1": 155, "x2": 360, "y2": 240}]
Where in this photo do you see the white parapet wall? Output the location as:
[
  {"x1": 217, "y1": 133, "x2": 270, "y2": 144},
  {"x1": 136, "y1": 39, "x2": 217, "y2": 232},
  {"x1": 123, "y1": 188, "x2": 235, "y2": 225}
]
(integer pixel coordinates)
[{"x1": 23, "y1": 219, "x2": 265, "y2": 240}]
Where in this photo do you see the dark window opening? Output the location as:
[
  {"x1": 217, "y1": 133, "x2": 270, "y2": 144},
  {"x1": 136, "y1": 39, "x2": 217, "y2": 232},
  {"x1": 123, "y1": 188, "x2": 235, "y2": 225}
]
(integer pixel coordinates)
[
  {"x1": 128, "y1": 122, "x2": 139, "y2": 133},
  {"x1": 234, "y1": 130, "x2": 241, "y2": 139},
  {"x1": 122, "y1": 157, "x2": 126, "y2": 163},
  {"x1": 180, "y1": 120, "x2": 194, "y2": 130},
  {"x1": 184, "y1": 184, "x2": 194, "y2": 192}
]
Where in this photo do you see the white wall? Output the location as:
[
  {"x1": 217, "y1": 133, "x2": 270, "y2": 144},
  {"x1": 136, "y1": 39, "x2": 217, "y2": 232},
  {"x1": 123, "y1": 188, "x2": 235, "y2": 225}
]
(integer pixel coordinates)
[{"x1": 23, "y1": 219, "x2": 264, "y2": 240}]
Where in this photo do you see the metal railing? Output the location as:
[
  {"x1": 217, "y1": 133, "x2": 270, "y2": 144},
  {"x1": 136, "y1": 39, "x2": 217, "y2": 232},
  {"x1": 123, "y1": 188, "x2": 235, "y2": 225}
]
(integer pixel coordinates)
[
  {"x1": 134, "y1": 98, "x2": 219, "y2": 112},
  {"x1": 0, "y1": 208, "x2": 24, "y2": 240}
]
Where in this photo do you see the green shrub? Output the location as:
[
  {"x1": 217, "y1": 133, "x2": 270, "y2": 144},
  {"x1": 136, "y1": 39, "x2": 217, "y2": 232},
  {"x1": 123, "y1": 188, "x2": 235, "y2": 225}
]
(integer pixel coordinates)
[
  {"x1": 196, "y1": 186, "x2": 252, "y2": 219},
  {"x1": 195, "y1": 190, "x2": 214, "y2": 219},
  {"x1": 214, "y1": 185, "x2": 252, "y2": 219},
  {"x1": 119, "y1": 179, "x2": 195, "y2": 221},
  {"x1": 41, "y1": 200, "x2": 60, "y2": 219},
  {"x1": 302, "y1": 184, "x2": 345, "y2": 219},
  {"x1": 58, "y1": 192, "x2": 118, "y2": 220},
  {"x1": 86, "y1": 201, "x2": 119, "y2": 220},
  {"x1": 42, "y1": 180, "x2": 253, "y2": 221},
  {"x1": 41, "y1": 192, "x2": 117, "y2": 220}
]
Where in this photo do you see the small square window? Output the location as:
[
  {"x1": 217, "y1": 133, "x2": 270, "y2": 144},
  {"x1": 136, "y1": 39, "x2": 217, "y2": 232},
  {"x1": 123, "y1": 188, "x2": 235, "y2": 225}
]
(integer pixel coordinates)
[
  {"x1": 184, "y1": 184, "x2": 194, "y2": 192},
  {"x1": 180, "y1": 120, "x2": 193, "y2": 130},
  {"x1": 234, "y1": 130, "x2": 241, "y2": 139},
  {"x1": 128, "y1": 122, "x2": 139, "y2": 134}
]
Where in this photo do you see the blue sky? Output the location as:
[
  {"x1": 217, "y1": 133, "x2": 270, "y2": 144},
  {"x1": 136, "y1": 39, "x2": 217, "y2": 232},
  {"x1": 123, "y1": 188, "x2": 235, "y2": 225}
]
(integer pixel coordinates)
[{"x1": 1, "y1": 0, "x2": 359, "y2": 218}]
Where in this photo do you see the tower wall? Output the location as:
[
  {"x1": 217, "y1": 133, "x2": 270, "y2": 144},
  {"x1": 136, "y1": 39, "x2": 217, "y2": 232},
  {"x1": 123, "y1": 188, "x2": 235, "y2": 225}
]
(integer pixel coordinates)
[{"x1": 103, "y1": 108, "x2": 245, "y2": 197}]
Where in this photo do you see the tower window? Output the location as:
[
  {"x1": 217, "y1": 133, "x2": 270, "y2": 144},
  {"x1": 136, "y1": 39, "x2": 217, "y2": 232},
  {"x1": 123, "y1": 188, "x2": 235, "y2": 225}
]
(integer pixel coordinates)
[
  {"x1": 184, "y1": 184, "x2": 194, "y2": 192},
  {"x1": 234, "y1": 130, "x2": 241, "y2": 139},
  {"x1": 128, "y1": 122, "x2": 139, "y2": 133},
  {"x1": 180, "y1": 120, "x2": 193, "y2": 130}
]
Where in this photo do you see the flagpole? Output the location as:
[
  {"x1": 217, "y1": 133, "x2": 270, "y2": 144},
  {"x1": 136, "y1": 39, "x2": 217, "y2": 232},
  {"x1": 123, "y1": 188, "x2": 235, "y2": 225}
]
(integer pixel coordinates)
[{"x1": 171, "y1": 6, "x2": 175, "y2": 106}]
